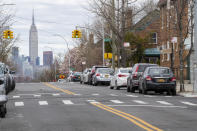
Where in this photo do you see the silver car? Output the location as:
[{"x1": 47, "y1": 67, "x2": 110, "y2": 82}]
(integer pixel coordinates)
[
  {"x1": 80, "y1": 68, "x2": 91, "y2": 84},
  {"x1": 92, "y1": 68, "x2": 114, "y2": 86}
]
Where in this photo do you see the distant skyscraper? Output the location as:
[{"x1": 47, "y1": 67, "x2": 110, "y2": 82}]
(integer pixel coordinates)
[
  {"x1": 36, "y1": 57, "x2": 40, "y2": 66},
  {"x1": 12, "y1": 47, "x2": 19, "y2": 61},
  {"x1": 43, "y1": 51, "x2": 53, "y2": 66},
  {"x1": 29, "y1": 10, "x2": 38, "y2": 66}
]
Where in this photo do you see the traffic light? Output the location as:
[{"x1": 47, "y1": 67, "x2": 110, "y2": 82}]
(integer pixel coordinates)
[
  {"x1": 7, "y1": 30, "x2": 11, "y2": 39},
  {"x1": 10, "y1": 31, "x2": 14, "y2": 39},
  {"x1": 75, "y1": 30, "x2": 79, "y2": 38},
  {"x1": 2, "y1": 30, "x2": 13, "y2": 39},
  {"x1": 72, "y1": 31, "x2": 75, "y2": 38},
  {"x1": 3, "y1": 30, "x2": 7, "y2": 39},
  {"x1": 78, "y1": 31, "x2": 82, "y2": 38}
]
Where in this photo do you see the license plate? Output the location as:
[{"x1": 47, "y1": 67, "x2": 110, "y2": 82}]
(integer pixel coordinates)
[
  {"x1": 157, "y1": 79, "x2": 165, "y2": 83},
  {"x1": 105, "y1": 75, "x2": 109, "y2": 78}
]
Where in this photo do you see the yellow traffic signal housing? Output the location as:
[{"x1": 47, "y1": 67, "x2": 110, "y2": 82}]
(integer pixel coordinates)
[
  {"x1": 104, "y1": 53, "x2": 108, "y2": 59},
  {"x1": 7, "y1": 30, "x2": 11, "y2": 39},
  {"x1": 75, "y1": 30, "x2": 79, "y2": 38},
  {"x1": 10, "y1": 31, "x2": 14, "y2": 39},
  {"x1": 108, "y1": 53, "x2": 112, "y2": 59},
  {"x1": 78, "y1": 31, "x2": 82, "y2": 38},
  {"x1": 72, "y1": 31, "x2": 75, "y2": 38},
  {"x1": 3, "y1": 30, "x2": 7, "y2": 39}
]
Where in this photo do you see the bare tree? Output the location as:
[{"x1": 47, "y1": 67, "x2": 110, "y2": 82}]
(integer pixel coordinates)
[{"x1": 140, "y1": 0, "x2": 159, "y2": 15}]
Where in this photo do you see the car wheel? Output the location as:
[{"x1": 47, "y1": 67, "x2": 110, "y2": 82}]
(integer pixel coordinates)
[
  {"x1": 127, "y1": 82, "x2": 130, "y2": 92},
  {"x1": 110, "y1": 82, "x2": 114, "y2": 89},
  {"x1": 80, "y1": 81, "x2": 82, "y2": 84},
  {"x1": 0, "y1": 104, "x2": 6, "y2": 118},
  {"x1": 142, "y1": 83, "x2": 147, "y2": 95},
  {"x1": 171, "y1": 89, "x2": 176, "y2": 96},
  {"x1": 115, "y1": 81, "x2": 119, "y2": 90},
  {"x1": 130, "y1": 83, "x2": 135, "y2": 93}
]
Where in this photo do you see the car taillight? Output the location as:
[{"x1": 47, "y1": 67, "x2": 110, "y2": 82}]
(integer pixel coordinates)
[
  {"x1": 133, "y1": 73, "x2": 137, "y2": 79},
  {"x1": 96, "y1": 73, "x2": 100, "y2": 76},
  {"x1": 92, "y1": 70, "x2": 95, "y2": 73},
  {"x1": 170, "y1": 77, "x2": 176, "y2": 82},
  {"x1": 118, "y1": 74, "x2": 127, "y2": 77},
  {"x1": 146, "y1": 76, "x2": 152, "y2": 81}
]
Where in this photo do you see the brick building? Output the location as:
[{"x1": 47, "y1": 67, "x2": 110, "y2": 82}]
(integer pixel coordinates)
[
  {"x1": 132, "y1": 9, "x2": 161, "y2": 64},
  {"x1": 158, "y1": 0, "x2": 190, "y2": 79}
]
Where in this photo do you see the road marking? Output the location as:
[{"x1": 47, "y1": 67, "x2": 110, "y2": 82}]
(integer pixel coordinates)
[
  {"x1": 107, "y1": 105, "x2": 187, "y2": 108},
  {"x1": 34, "y1": 94, "x2": 41, "y2": 97},
  {"x1": 126, "y1": 95, "x2": 138, "y2": 97},
  {"x1": 144, "y1": 95, "x2": 156, "y2": 97},
  {"x1": 156, "y1": 101, "x2": 173, "y2": 105},
  {"x1": 13, "y1": 96, "x2": 20, "y2": 98},
  {"x1": 110, "y1": 94, "x2": 119, "y2": 96},
  {"x1": 133, "y1": 100, "x2": 147, "y2": 104},
  {"x1": 181, "y1": 101, "x2": 197, "y2": 106},
  {"x1": 39, "y1": 101, "x2": 48, "y2": 105},
  {"x1": 52, "y1": 93, "x2": 60, "y2": 96},
  {"x1": 43, "y1": 83, "x2": 75, "y2": 95},
  {"x1": 110, "y1": 100, "x2": 124, "y2": 104},
  {"x1": 91, "y1": 102, "x2": 163, "y2": 131},
  {"x1": 87, "y1": 100, "x2": 96, "y2": 102},
  {"x1": 92, "y1": 93, "x2": 99, "y2": 96},
  {"x1": 74, "y1": 94, "x2": 81, "y2": 96},
  {"x1": 164, "y1": 96, "x2": 172, "y2": 97},
  {"x1": 62, "y1": 100, "x2": 74, "y2": 105},
  {"x1": 15, "y1": 102, "x2": 24, "y2": 107}
]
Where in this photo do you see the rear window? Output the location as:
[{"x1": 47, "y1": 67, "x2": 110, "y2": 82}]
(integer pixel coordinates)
[
  {"x1": 148, "y1": 68, "x2": 171, "y2": 75},
  {"x1": 98, "y1": 68, "x2": 113, "y2": 74},
  {"x1": 138, "y1": 65, "x2": 157, "y2": 72},
  {"x1": 74, "y1": 72, "x2": 81, "y2": 75},
  {"x1": 120, "y1": 69, "x2": 130, "y2": 73}
]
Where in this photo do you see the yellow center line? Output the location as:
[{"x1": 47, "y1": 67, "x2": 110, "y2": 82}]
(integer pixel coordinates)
[
  {"x1": 91, "y1": 102, "x2": 163, "y2": 131},
  {"x1": 92, "y1": 103, "x2": 154, "y2": 131},
  {"x1": 43, "y1": 83, "x2": 75, "y2": 95},
  {"x1": 99, "y1": 103, "x2": 163, "y2": 131}
]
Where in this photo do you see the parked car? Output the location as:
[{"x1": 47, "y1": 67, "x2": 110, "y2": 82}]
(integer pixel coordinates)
[
  {"x1": 67, "y1": 72, "x2": 74, "y2": 82},
  {"x1": 88, "y1": 65, "x2": 108, "y2": 85},
  {"x1": 127, "y1": 63, "x2": 158, "y2": 93},
  {"x1": 92, "y1": 68, "x2": 114, "y2": 86},
  {"x1": 0, "y1": 63, "x2": 8, "y2": 118},
  {"x1": 5, "y1": 66, "x2": 15, "y2": 93},
  {"x1": 139, "y1": 66, "x2": 176, "y2": 95},
  {"x1": 110, "y1": 68, "x2": 132, "y2": 90},
  {"x1": 71, "y1": 72, "x2": 82, "y2": 82},
  {"x1": 80, "y1": 68, "x2": 91, "y2": 84}
]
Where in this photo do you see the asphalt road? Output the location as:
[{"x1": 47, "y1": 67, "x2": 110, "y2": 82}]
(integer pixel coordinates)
[{"x1": 0, "y1": 82, "x2": 197, "y2": 131}]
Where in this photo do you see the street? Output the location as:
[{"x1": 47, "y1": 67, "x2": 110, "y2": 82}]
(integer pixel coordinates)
[{"x1": 0, "y1": 82, "x2": 196, "y2": 131}]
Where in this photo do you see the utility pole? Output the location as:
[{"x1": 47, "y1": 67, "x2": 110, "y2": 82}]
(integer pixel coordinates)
[
  {"x1": 102, "y1": 19, "x2": 105, "y2": 66},
  {"x1": 112, "y1": 0, "x2": 116, "y2": 69},
  {"x1": 193, "y1": 0, "x2": 197, "y2": 93}
]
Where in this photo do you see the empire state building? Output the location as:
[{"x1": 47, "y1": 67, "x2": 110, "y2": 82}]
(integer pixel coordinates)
[{"x1": 29, "y1": 10, "x2": 38, "y2": 66}]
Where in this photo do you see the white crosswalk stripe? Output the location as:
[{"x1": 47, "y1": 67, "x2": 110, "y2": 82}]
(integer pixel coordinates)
[
  {"x1": 39, "y1": 101, "x2": 48, "y2": 105},
  {"x1": 13, "y1": 96, "x2": 20, "y2": 98},
  {"x1": 157, "y1": 101, "x2": 173, "y2": 105},
  {"x1": 34, "y1": 94, "x2": 41, "y2": 97},
  {"x1": 92, "y1": 94, "x2": 99, "y2": 96},
  {"x1": 133, "y1": 100, "x2": 147, "y2": 104},
  {"x1": 110, "y1": 100, "x2": 124, "y2": 104},
  {"x1": 181, "y1": 101, "x2": 197, "y2": 106},
  {"x1": 15, "y1": 102, "x2": 24, "y2": 107},
  {"x1": 126, "y1": 95, "x2": 138, "y2": 97},
  {"x1": 87, "y1": 100, "x2": 96, "y2": 102},
  {"x1": 144, "y1": 95, "x2": 156, "y2": 97},
  {"x1": 52, "y1": 93, "x2": 60, "y2": 96},
  {"x1": 110, "y1": 94, "x2": 118, "y2": 96},
  {"x1": 62, "y1": 100, "x2": 74, "y2": 105}
]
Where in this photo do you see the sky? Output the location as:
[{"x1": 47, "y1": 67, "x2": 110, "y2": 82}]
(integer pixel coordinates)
[{"x1": 3, "y1": 0, "x2": 92, "y2": 64}]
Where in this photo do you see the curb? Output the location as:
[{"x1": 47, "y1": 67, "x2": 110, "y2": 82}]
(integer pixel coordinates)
[{"x1": 178, "y1": 92, "x2": 197, "y2": 98}]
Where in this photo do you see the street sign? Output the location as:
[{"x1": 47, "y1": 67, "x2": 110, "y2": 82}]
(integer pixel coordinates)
[
  {"x1": 171, "y1": 37, "x2": 177, "y2": 43},
  {"x1": 104, "y1": 53, "x2": 112, "y2": 59}
]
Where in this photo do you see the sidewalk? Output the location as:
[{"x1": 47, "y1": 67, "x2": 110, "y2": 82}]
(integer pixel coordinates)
[{"x1": 176, "y1": 82, "x2": 197, "y2": 97}]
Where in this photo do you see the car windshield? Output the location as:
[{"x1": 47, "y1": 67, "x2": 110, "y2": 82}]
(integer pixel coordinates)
[
  {"x1": 98, "y1": 68, "x2": 113, "y2": 74},
  {"x1": 148, "y1": 68, "x2": 171, "y2": 75},
  {"x1": 74, "y1": 72, "x2": 81, "y2": 75},
  {"x1": 120, "y1": 69, "x2": 131, "y2": 73}
]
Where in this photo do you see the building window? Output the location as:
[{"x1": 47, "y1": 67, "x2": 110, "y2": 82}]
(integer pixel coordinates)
[{"x1": 151, "y1": 33, "x2": 157, "y2": 44}]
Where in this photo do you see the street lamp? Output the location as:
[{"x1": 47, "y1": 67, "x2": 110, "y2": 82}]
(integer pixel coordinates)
[{"x1": 53, "y1": 34, "x2": 71, "y2": 74}]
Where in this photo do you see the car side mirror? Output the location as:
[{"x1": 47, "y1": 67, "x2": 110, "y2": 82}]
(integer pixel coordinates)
[{"x1": 129, "y1": 70, "x2": 132, "y2": 73}]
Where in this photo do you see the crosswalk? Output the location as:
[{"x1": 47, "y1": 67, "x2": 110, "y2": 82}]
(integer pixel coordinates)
[{"x1": 12, "y1": 99, "x2": 197, "y2": 108}]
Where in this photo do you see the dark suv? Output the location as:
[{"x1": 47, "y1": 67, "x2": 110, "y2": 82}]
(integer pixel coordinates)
[
  {"x1": 88, "y1": 65, "x2": 108, "y2": 85},
  {"x1": 127, "y1": 63, "x2": 158, "y2": 93}
]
